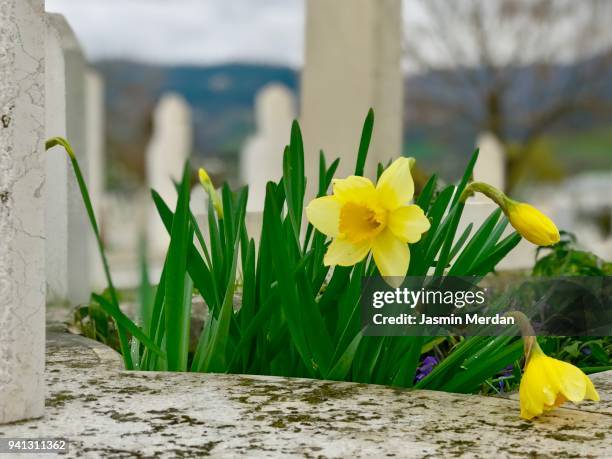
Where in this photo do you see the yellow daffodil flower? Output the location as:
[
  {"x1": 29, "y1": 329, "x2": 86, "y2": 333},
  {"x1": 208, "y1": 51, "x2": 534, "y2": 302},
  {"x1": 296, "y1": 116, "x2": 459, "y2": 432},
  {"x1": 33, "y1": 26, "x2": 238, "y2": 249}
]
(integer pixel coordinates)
[
  {"x1": 198, "y1": 167, "x2": 223, "y2": 219},
  {"x1": 519, "y1": 339, "x2": 599, "y2": 420},
  {"x1": 461, "y1": 182, "x2": 560, "y2": 246},
  {"x1": 306, "y1": 157, "x2": 430, "y2": 279},
  {"x1": 506, "y1": 201, "x2": 560, "y2": 246},
  {"x1": 508, "y1": 311, "x2": 600, "y2": 420}
]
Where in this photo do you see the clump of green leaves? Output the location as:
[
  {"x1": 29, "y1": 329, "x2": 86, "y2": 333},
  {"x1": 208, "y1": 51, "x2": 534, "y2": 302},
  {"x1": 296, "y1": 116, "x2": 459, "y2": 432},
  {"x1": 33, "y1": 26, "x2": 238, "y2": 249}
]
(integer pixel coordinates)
[
  {"x1": 531, "y1": 233, "x2": 612, "y2": 376},
  {"x1": 51, "y1": 111, "x2": 525, "y2": 392},
  {"x1": 533, "y1": 232, "x2": 612, "y2": 276},
  {"x1": 540, "y1": 336, "x2": 612, "y2": 374}
]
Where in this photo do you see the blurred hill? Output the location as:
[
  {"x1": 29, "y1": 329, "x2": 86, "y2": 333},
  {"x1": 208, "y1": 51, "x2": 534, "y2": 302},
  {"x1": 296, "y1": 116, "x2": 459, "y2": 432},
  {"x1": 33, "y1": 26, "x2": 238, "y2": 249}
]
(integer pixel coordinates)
[
  {"x1": 96, "y1": 57, "x2": 611, "y2": 187},
  {"x1": 404, "y1": 52, "x2": 612, "y2": 181},
  {"x1": 95, "y1": 60, "x2": 298, "y2": 185}
]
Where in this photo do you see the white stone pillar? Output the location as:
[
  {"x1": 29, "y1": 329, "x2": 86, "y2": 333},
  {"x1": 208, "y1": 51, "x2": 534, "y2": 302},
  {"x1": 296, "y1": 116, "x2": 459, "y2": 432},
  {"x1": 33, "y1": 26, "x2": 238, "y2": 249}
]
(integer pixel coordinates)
[
  {"x1": 474, "y1": 132, "x2": 506, "y2": 194},
  {"x1": 459, "y1": 132, "x2": 508, "y2": 262},
  {"x1": 146, "y1": 93, "x2": 193, "y2": 256},
  {"x1": 45, "y1": 13, "x2": 90, "y2": 306},
  {"x1": 241, "y1": 83, "x2": 295, "y2": 211},
  {"x1": 457, "y1": 131, "x2": 535, "y2": 270},
  {"x1": 190, "y1": 185, "x2": 209, "y2": 216},
  {"x1": 85, "y1": 70, "x2": 106, "y2": 289},
  {"x1": 0, "y1": 0, "x2": 46, "y2": 423},
  {"x1": 300, "y1": 0, "x2": 403, "y2": 196},
  {"x1": 86, "y1": 70, "x2": 104, "y2": 231}
]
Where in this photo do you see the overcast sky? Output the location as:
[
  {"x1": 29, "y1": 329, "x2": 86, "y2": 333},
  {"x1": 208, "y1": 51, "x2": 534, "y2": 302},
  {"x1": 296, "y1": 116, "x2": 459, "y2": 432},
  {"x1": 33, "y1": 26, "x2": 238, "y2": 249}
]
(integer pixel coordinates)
[
  {"x1": 46, "y1": 0, "x2": 306, "y2": 67},
  {"x1": 46, "y1": 0, "x2": 610, "y2": 70}
]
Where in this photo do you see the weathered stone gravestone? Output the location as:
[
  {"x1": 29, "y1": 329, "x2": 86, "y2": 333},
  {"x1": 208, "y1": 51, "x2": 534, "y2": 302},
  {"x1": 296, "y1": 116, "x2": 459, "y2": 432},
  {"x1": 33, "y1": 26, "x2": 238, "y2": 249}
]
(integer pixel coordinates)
[
  {"x1": 300, "y1": 0, "x2": 403, "y2": 197},
  {"x1": 146, "y1": 93, "x2": 193, "y2": 257},
  {"x1": 3, "y1": 326, "x2": 612, "y2": 455},
  {"x1": 85, "y1": 70, "x2": 107, "y2": 289},
  {"x1": 85, "y1": 70, "x2": 104, "y2": 225},
  {"x1": 241, "y1": 83, "x2": 296, "y2": 211},
  {"x1": 0, "y1": 0, "x2": 46, "y2": 424},
  {"x1": 45, "y1": 13, "x2": 90, "y2": 306},
  {"x1": 460, "y1": 132, "x2": 534, "y2": 270},
  {"x1": 190, "y1": 185, "x2": 209, "y2": 216},
  {"x1": 473, "y1": 132, "x2": 506, "y2": 195}
]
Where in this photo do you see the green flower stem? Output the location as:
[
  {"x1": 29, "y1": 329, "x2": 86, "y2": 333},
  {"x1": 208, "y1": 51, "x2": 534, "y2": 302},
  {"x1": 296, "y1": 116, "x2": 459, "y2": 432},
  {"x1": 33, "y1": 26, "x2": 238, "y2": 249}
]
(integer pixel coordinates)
[
  {"x1": 459, "y1": 181, "x2": 510, "y2": 211},
  {"x1": 46, "y1": 137, "x2": 134, "y2": 370},
  {"x1": 506, "y1": 310, "x2": 537, "y2": 364}
]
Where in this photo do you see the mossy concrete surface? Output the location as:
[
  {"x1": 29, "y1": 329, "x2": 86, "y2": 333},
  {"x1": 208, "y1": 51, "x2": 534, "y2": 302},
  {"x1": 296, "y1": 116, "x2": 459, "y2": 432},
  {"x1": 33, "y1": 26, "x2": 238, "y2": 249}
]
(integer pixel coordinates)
[{"x1": 0, "y1": 326, "x2": 610, "y2": 458}]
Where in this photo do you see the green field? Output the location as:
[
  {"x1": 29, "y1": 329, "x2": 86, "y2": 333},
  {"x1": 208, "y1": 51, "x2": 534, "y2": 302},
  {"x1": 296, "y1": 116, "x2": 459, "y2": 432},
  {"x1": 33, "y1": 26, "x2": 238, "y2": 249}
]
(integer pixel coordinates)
[{"x1": 548, "y1": 128, "x2": 612, "y2": 173}]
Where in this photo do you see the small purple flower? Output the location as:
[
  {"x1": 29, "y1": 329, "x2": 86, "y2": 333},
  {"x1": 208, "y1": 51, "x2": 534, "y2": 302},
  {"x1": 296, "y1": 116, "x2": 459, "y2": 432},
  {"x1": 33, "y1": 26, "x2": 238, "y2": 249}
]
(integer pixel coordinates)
[
  {"x1": 500, "y1": 364, "x2": 514, "y2": 377},
  {"x1": 496, "y1": 365, "x2": 514, "y2": 393},
  {"x1": 581, "y1": 346, "x2": 592, "y2": 356},
  {"x1": 415, "y1": 356, "x2": 439, "y2": 382}
]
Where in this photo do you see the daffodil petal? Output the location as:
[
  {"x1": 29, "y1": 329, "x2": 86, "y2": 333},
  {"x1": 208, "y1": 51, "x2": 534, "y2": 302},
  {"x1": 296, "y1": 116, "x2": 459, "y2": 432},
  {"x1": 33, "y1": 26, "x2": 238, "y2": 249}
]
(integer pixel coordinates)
[
  {"x1": 520, "y1": 406, "x2": 538, "y2": 420},
  {"x1": 332, "y1": 176, "x2": 376, "y2": 203},
  {"x1": 546, "y1": 358, "x2": 588, "y2": 403},
  {"x1": 585, "y1": 376, "x2": 600, "y2": 401},
  {"x1": 371, "y1": 228, "x2": 410, "y2": 278},
  {"x1": 376, "y1": 157, "x2": 414, "y2": 210},
  {"x1": 520, "y1": 356, "x2": 551, "y2": 419},
  {"x1": 388, "y1": 205, "x2": 430, "y2": 243},
  {"x1": 323, "y1": 238, "x2": 370, "y2": 266},
  {"x1": 306, "y1": 195, "x2": 341, "y2": 237}
]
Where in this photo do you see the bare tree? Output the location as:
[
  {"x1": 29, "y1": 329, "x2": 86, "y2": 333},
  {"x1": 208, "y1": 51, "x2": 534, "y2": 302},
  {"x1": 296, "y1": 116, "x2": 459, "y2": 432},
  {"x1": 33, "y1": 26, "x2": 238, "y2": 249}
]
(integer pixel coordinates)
[{"x1": 404, "y1": 0, "x2": 612, "y2": 191}]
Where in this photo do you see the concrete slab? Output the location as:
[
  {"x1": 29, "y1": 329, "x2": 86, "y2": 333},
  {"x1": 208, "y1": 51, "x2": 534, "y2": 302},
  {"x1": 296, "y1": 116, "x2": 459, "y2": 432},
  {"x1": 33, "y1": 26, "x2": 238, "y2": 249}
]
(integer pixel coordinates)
[{"x1": 1, "y1": 328, "x2": 610, "y2": 458}]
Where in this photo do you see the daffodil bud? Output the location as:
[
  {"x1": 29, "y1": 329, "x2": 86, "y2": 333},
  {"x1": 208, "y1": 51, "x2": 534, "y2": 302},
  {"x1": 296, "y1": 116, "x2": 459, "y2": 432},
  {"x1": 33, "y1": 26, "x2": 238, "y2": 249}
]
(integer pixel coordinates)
[
  {"x1": 505, "y1": 201, "x2": 560, "y2": 246},
  {"x1": 46, "y1": 137, "x2": 75, "y2": 159},
  {"x1": 461, "y1": 182, "x2": 560, "y2": 247},
  {"x1": 198, "y1": 167, "x2": 224, "y2": 219}
]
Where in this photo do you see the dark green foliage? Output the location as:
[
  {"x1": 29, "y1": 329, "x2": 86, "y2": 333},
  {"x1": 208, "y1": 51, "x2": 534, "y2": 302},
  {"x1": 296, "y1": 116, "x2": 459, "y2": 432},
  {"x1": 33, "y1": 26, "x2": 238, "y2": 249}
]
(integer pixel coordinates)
[{"x1": 533, "y1": 232, "x2": 612, "y2": 276}]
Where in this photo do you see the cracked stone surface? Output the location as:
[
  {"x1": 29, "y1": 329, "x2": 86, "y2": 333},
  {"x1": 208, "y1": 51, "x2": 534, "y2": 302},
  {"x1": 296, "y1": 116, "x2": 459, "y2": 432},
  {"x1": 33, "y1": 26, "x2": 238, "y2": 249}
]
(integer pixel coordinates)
[
  {"x1": 0, "y1": 326, "x2": 610, "y2": 458},
  {"x1": 0, "y1": 0, "x2": 46, "y2": 424}
]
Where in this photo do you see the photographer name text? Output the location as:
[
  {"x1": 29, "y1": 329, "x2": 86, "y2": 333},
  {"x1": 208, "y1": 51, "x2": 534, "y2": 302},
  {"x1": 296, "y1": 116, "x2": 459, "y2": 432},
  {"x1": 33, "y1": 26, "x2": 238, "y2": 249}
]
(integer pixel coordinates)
[{"x1": 371, "y1": 312, "x2": 514, "y2": 326}]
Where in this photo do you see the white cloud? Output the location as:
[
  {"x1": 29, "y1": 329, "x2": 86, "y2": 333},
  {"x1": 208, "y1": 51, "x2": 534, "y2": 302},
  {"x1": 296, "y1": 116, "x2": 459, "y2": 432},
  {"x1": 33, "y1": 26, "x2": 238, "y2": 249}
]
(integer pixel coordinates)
[
  {"x1": 45, "y1": 0, "x2": 305, "y2": 66},
  {"x1": 45, "y1": 0, "x2": 609, "y2": 70}
]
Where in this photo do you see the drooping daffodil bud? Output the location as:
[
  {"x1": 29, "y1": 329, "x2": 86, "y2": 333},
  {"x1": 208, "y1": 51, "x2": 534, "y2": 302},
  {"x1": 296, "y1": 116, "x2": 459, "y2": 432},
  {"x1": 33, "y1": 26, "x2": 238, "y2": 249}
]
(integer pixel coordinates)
[
  {"x1": 460, "y1": 182, "x2": 560, "y2": 246},
  {"x1": 505, "y1": 201, "x2": 560, "y2": 246},
  {"x1": 198, "y1": 167, "x2": 224, "y2": 219},
  {"x1": 507, "y1": 311, "x2": 599, "y2": 420}
]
